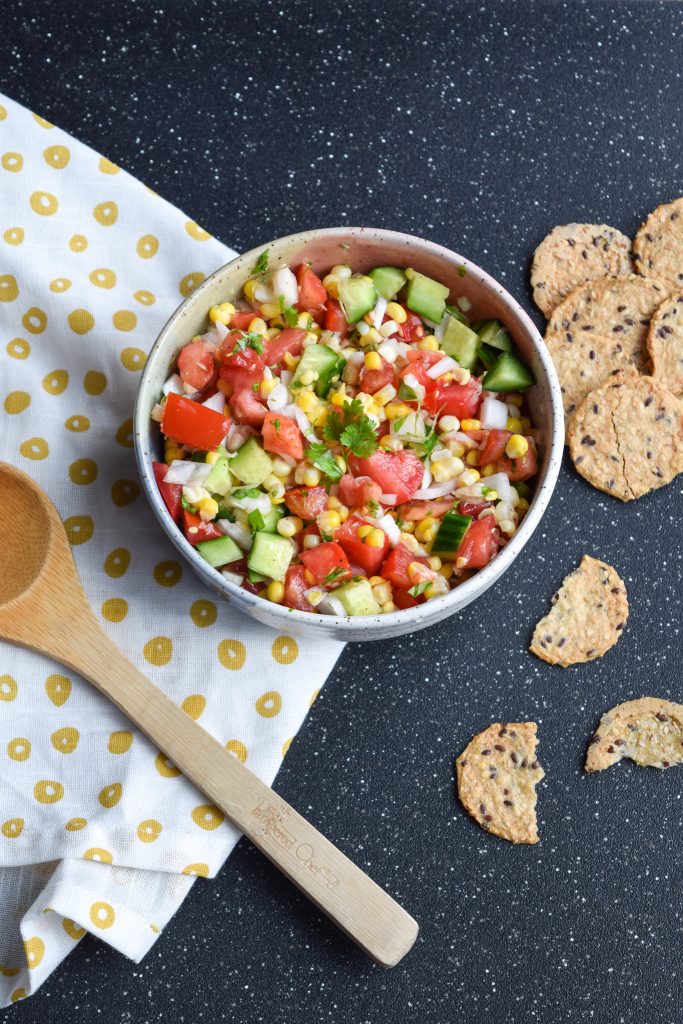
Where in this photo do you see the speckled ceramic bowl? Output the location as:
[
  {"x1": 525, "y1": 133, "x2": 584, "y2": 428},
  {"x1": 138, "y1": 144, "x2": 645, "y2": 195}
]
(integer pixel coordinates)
[{"x1": 134, "y1": 227, "x2": 564, "y2": 641}]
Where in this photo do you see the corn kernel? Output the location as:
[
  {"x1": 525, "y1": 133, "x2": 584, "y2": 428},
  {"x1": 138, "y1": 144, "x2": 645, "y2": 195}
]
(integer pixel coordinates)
[
  {"x1": 465, "y1": 450, "x2": 481, "y2": 467},
  {"x1": 247, "y1": 317, "x2": 267, "y2": 336},
  {"x1": 517, "y1": 498, "x2": 530, "y2": 517},
  {"x1": 304, "y1": 569, "x2": 316, "y2": 584},
  {"x1": 331, "y1": 264, "x2": 352, "y2": 279},
  {"x1": 165, "y1": 448, "x2": 182, "y2": 464},
  {"x1": 243, "y1": 279, "x2": 258, "y2": 303},
  {"x1": 366, "y1": 528, "x2": 386, "y2": 548},
  {"x1": 374, "y1": 384, "x2": 397, "y2": 406},
  {"x1": 205, "y1": 451, "x2": 219, "y2": 466},
  {"x1": 446, "y1": 440, "x2": 466, "y2": 458},
  {"x1": 439, "y1": 415, "x2": 460, "y2": 433},
  {"x1": 460, "y1": 418, "x2": 481, "y2": 431},
  {"x1": 277, "y1": 516, "x2": 303, "y2": 538},
  {"x1": 507, "y1": 393, "x2": 524, "y2": 407},
  {"x1": 266, "y1": 581, "x2": 285, "y2": 603},
  {"x1": 427, "y1": 556, "x2": 442, "y2": 571},
  {"x1": 455, "y1": 556, "x2": 468, "y2": 569},
  {"x1": 439, "y1": 563, "x2": 454, "y2": 580},
  {"x1": 480, "y1": 463, "x2": 495, "y2": 477},
  {"x1": 386, "y1": 301, "x2": 407, "y2": 324},
  {"x1": 271, "y1": 457, "x2": 292, "y2": 478},
  {"x1": 330, "y1": 390, "x2": 347, "y2": 407},
  {"x1": 363, "y1": 327, "x2": 382, "y2": 346},
  {"x1": 385, "y1": 402, "x2": 412, "y2": 420},
  {"x1": 399, "y1": 520, "x2": 415, "y2": 534},
  {"x1": 372, "y1": 581, "x2": 392, "y2": 605},
  {"x1": 400, "y1": 532, "x2": 420, "y2": 552},
  {"x1": 283, "y1": 352, "x2": 300, "y2": 370},
  {"x1": 272, "y1": 494, "x2": 286, "y2": 505},
  {"x1": 505, "y1": 434, "x2": 529, "y2": 459},
  {"x1": 357, "y1": 524, "x2": 373, "y2": 540},
  {"x1": 303, "y1": 534, "x2": 322, "y2": 549},
  {"x1": 318, "y1": 510, "x2": 341, "y2": 535},
  {"x1": 259, "y1": 302, "x2": 279, "y2": 319},
  {"x1": 309, "y1": 406, "x2": 328, "y2": 427},
  {"x1": 418, "y1": 335, "x2": 440, "y2": 351},
  {"x1": 269, "y1": 317, "x2": 285, "y2": 330},
  {"x1": 296, "y1": 312, "x2": 312, "y2": 330},
  {"x1": 499, "y1": 519, "x2": 516, "y2": 536},
  {"x1": 368, "y1": 575, "x2": 384, "y2": 586},
  {"x1": 364, "y1": 351, "x2": 382, "y2": 370},
  {"x1": 415, "y1": 516, "x2": 435, "y2": 542},
  {"x1": 295, "y1": 391, "x2": 319, "y2": 415},
  {"x1": 303, "y1": 467, "x2": 321, "y2": 487},
  {"x1": 459, "y1": 468, "x2": 480, "y2": 486},
  {"x1": 304, "y1": 331, "x2": 319, "y2": 346},
  {"x1": 209, "y1": 306, "x2": 231, "y2": 326},
  {"x1": 196, "y1": 496, "x2": 219, "y2": 521},
  {"x1": 260, "y1": 377, "x2": 278, "y2": 398},
  {"x1": 381, "y1": 601, "x2": 397, "y2": 613},
  {"x1": 335, "y1": 454, "x2": 347, "y2": 473},
  {"x1": 506, "y1": 416, "x2": 523, "y2": 433},
  {"x1": 380, "y1": 434, "x2": 403, "y2": 451},
  {"x1": 379, "y1": 320, "x2": 399, "y2": 338}
]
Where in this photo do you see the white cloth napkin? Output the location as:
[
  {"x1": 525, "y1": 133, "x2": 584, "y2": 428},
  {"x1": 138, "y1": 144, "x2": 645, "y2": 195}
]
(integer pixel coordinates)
[{"x1": 0, "y1": 93, "x2": 344, "y2": 1007}]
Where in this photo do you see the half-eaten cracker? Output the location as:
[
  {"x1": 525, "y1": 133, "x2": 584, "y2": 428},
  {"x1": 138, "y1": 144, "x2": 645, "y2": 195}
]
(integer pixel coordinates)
[
  {"x1": 543, "y1": 273, "x2": 669, "y2": 422},
  {"x1": 646, "y1": 292, "x2": 683, "y2": 395},
  {"x1": 633, "y1": 195, "x2": 683, "y2": 290},
  {"x1": 530, "y1": 555, "x2": 628, "y2": 667},
  {"x1": 585, "y1": 697, "x2": 683, "y2": 772},
  {"x1": 456, "y1": 722, "x2": 544, "y2": 844},
  {"x1": 568, "y1": 374, "x2": 683, "y2": 500},
  {"x1": 531, "y1": 223, "x2": 633, "y2": 317}
]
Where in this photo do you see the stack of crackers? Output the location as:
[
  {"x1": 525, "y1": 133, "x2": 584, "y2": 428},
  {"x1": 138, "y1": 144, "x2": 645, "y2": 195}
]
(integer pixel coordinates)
[{"x1": 531, "y1": 201, "x2": 683, "y2": 500}]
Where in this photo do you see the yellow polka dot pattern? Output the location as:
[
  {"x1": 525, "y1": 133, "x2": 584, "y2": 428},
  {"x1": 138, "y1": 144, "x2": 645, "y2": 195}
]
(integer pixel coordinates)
[
  {"x1": 1, "y1": 819, "x2": 24, "y2": 839},
  {"x1": 30, "y1": 191, "x2": 59, "y2": 216},
  {"x1": 89, "y1": 901, "x2": 115, "y2": 928},
  {"x1": 4, "y1": 227, "x2": 24, "y2": 245},
  {"x1": 45, "y1": 674, "x2": 71, "y2": 706},
  {"x1": 0, "y1": 275, "x2": 19, "y2": 301},
  {"x1": 104, "y1": 548, "x2": 130, "y2": 577},
  {"x1": 7, "y1": 738, "x2": 31, "y2": 762},
  {"x1": 217, "y1": 639, "x2": 247, "y2": 671},
  {"x1": 33, "y1": 780, "x2": 64, "y2": 804},
  {"x1": 93, "y1": 200, "x2": 118, "y2": 226},
  {"x1": 0, "y1": 676, "x2": 18, "y2": 701},
  {"x1": 108, "y1": 731, "x2": 133, "y2": 754}
]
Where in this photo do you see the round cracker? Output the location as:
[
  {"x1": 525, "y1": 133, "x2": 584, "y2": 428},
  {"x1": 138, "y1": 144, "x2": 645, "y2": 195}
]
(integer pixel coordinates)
[
  {"x1": 456, "y1": 722, "x2": 544, "y2": 844},
  {"x1": 530, "y1": 555, "x2": 628, "y2": 668},
  {"x1": 544, "y1": 274, "x2": 669, "y2": 422},
  {"x1": 568, "y1": 374, "x2": 683, "y2": 501},
  {"x1": 531, "y1": 223, "x2": 633, "y2": 317},
  {"x1": 585, "y1": 697, "x2": 683, "y2": 773},
  {"x1": 646, "y1": 292, "x2": 683, "y2": 395},
  {"x1": 633, "y1": 195, "x2": 683, "y2": 289}
]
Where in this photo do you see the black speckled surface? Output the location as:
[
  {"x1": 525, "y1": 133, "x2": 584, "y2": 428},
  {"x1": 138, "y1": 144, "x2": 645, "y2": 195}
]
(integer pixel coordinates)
[{"x1": 2, "y1": 1, "x2": 683, "y2": 1021}]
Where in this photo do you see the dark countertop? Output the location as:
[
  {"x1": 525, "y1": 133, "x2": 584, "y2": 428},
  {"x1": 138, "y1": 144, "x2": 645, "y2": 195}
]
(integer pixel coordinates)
[{"x1": 2, "y1": 1, "x2": 683, "y2": 1021}]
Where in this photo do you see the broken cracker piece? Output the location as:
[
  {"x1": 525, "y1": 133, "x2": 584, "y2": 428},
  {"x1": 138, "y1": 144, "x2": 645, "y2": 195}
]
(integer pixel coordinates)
[
  {"x1": 456, "y1": 722, "x2": 544, "y2": 844},
  {"x1": 530, "y1": 555, "x2": 628, "y2": 667},
  {"x1": 585, "y1": 697, "x2": 683, "y2": 772}
]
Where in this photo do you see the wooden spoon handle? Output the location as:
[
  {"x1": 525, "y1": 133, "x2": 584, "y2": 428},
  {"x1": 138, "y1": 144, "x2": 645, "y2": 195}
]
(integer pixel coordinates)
[{"x1": 60, "y1": 623, "x2": 418, "y2": 967}]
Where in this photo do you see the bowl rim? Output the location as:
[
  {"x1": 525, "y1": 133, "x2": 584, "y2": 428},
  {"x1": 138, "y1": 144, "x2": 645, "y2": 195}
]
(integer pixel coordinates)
[{"x1": 134, "y1": 226, "x2": 564, "y2": 633}]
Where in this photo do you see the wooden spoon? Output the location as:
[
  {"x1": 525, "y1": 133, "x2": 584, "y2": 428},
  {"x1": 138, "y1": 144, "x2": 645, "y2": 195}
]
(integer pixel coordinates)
[{"x1": 0, "y1": 462, "x2": 418, "y2": 966}]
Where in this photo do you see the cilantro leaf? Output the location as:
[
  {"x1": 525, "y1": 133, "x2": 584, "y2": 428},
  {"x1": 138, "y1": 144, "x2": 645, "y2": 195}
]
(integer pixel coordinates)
[
  {"x1": 232, "y1": 487, "x2": 261, "y2": 499},
  {"x1": 231, "y1": 331, "x2": 264, "y2": 354},
  {"x1": 305, "y1": 443, "x2": 344, "y2": 482},
  {"x1": 181, "y1": 494, "x2": 197, "y2": 513},
  {"x1": 366, "y1": 500, "x2": 380, "y2": 517},
  {"x1": 322, "y1": 398, "x2": 379, "y2": 459},
  {"x1": 251, "y1": 250, "x2": 269, "y2": 275},
  {"x1": 278, "y1": 294, "x2": 299, "y2": 328},
  {"x1": 420, "y1": 425, "x2": 439, "y2": 458},
  {"x1": 322, "y1": 566, "x2": 346, "y2": 586},
  {"x1": 247, "y1": 509, "x2": 266, "y2": 532},
  {"x1": 408, "y1": 581, "x2": 431, "y2": 597},
  {"x1": 272, "y1": 418, "x2": 281, "y2": 431},
  {"x1": 215, "y1": 506, "x2": 235, "y2": 522}
]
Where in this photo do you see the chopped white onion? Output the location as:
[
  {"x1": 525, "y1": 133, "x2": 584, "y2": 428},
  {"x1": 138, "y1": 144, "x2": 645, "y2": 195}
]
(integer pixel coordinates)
[
  {"x1": 392, "y1": 411, "x2": 425, "y2": 441},
  {"x1": 378, "y1": 339, "x2": 400, "y2": 364},
  {"x1": 495, "y1": 500, "x2": 516, "y2": 524},
  {"x1": 253, "y1": 284, "x2": 272, "y2": 303},
  {"x1": 217, "y1": 519, "x2": 252, "y2": 550},
  {"x1": 202, "y1": 392, "x2": 225, "y2": 413},
  {"x1": 483, "y1": 472, "x2": 513, "y2": 501},
  {"x1": 164, "y1": 460, "x2": 213, "y2": 486},
  {"x1": 292, "y1": 406, "x2": 318, "y2": 442},
  {"x1": 202, "y1": 321, "x2": 229, "y2": 345},
  {"x1": 380, "y1": 493, "x2": 397, "y2": 505},
  {"x1": 272, "y1": 266, "x2": 299, "y2": 307},
  {"x1": 228, "y1": 491, "x2": 272, "y2": 515},
  {"x1": 376, "y1": 514, "x2": 401, "y2": 546},
  {"x1": 403, "y1": 372, "x2": 425, "y2": 402},
  {"x1": 421, "y1": 462, "x2": 432, "y2": 490},
  {"x1": 225, "y1": 424, "x2": 253, "y2": 452},
  {"x1": 421, "y1": 315, "x2": 440, "y2": 330},
  {"x1": 434, "y1": 312, "x2": 449, "y2": 342},
  {"x1": 426, "y1": 356, "x2": 458, "y2": 380},
  {"x1": 457, "y1": 296, "x2": 472, "y2": 312},
  {"x1": 221, "y1": 571, "x2": 244, "y2": 586},
  {"x1": 318, "y1": 594, "x2": 346, "y2": 616},
  {"x1": 266, "y1": 381, "x2": 289, "y2": 410},
  {"x1": 280, "y1": 369, "x2": 293, "y2": 387},
  {"x1": 480, "y1": 396, "x2": 509, "y2": 430},
  {"x1": 304, "y1": 586, "x2": 326, "y2": 608},
  {"x1": 162, "y1": 373, "x2": 184, "y2": 396},
  {"x1": 370, "y1": 295, "x2": 387, "y2": 330},
  {"x1": 413, "y1": 481, "x2": 457, "y2": 500}
]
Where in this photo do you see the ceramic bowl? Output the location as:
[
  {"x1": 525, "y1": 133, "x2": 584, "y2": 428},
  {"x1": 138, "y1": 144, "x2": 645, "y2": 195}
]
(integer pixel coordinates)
[{"x1": 134, "y1": 227, "x2": 564, "y2": 641}]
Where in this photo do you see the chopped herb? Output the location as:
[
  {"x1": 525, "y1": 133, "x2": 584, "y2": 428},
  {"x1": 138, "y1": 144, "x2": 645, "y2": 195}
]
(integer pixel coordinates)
[
  {"x1": 393, "y1": 415, "x2": 407, "y2": 432},
  {"x1": 251, "y1": 249, "x2": 269, "y2": 275},
  {"x1": 247, "y1": 509, "x2": 266, "y2": 532},
  {"x1": 233, "y1": 331, "x2": 264, "y2": 354},
  {"x1": 320, "y1": 531, "x2": 333, "y2": 542},
  {"x1": 323, "y1": 398, "x2": 379, "y2": 459},
  {"x1": 323, "y1": 566, "x2": 346, "y2": 586},
  {"x1": 457, "y1": 265, "x2": 467, "y2": 278},
  {"x1": 232, "y1": 487, "x2": 261, "y2": 499},
  {"x1": 304, "y1": 442, "x2": 343, "y2": 482},
  {"x1": 420, "y1": 424, "x2": 439, "y2": 458},
  {"x1": 278, "y1": 294, "x2": 299, "y2": 328},
  {"x1": 252, "y1": 382, "x2": 259, "y2": 392},
  {"x1": 215, "y1": 506, "x2": 235, "y2": 522},
  {"x1": 181, "y1": 494, "x2": 197, "y2": 513},
  {"x1": 272, "y1": 418, "x2": 281, "y2": 431},
  {"x1": 366, "y1": 500, "x2": 380, "y2": 517},
  {"x1": 408, "y1": 581, "x2": 431, "y2": 597},
  {"x1": 395, "y1": 516, "x2": 406, "y2": 531}
]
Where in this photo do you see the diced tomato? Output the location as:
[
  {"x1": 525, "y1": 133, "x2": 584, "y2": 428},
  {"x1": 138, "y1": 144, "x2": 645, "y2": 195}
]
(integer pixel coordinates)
[
  {"x1": 285, "y1": 486, "x2": 328, "y2": 520},
  {"x1": 219, "y1": 336, "x2": 266, "y2": 380},
  {"x1": 347, "y1": 450, "x2": 424, "y2": 504},
  {"x1": 398, "y1": 309, "x2": 425, "y2": 344},
  {"x1": 360, "y1": 358, "x2": 394, "y2": 395},
  {"x1": 494, "y1": 438, "x2": 537, "y2": 482},
  {"x1": 283, "y1": 565, "x2": 313, "y2": 611},
  {"x1": 262, "y1": 412, "x2": 304, "y2": 461},
  {"x1": 182, "y1": 509, "x2": 222, "y2": 546},
  {"x1": 152, "y1": 462, "x2": 183, "y2": 522},
  {"x1": 458, "y1": 498, "x2": 493, "y2": 518},
  {"x1": 300, "y1": 542, "x2": 352, "y2": 586},
  {"x1": 435, "y1": 376, "x2": 482, "y2": 420},
  {"x1": 397, "y1": 497, "x2": 455, "y2": 522},
  {"x1": 393, "y1": 586, "x2": 421, "y2": 610},
  {"x1": 325, "y1": 298, "x2": 348, "y2": 335},
  {"x1": 266, "y1": 328, "x2": 307, "y2": 368},
  {"x1": 177, "y1": 340, "x2": 217, "y2": 392},
  {"x1": 479, "y1": 429, "x2": 511, "y2": 466},
  {"x1": 455, "y1": 517, "x2": 500, "y2": 569},
  {"x1": 334, "y1": 515, "x2": 390, "y2": 575},
  {"x1": 405, "y1": 349, "x2": 443, "y2": 367},
  {"x1": 381, "y1": 544, "x2": 428, "y2": 589},
  {"x1": 337, "y1": 473, "x2": 383, "y2": 509},
  {"x1": 161, "y1": 393, "x2": 231, "y2": 451},
  {"x1": 295, "y1": 264, "x2": 327, "y2": 312},
  {"x1": 230, "y1": 310, "x2": 259, "y2": 331},
  {"x1": 229, "y1": 387, "x2": 268, "y2": 426}
]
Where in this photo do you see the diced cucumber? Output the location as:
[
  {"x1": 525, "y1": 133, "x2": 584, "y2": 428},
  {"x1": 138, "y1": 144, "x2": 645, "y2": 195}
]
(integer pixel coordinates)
[
  {"x1": 477, "y1": 342, "x2": 499, "y2": 371},
  {"x1": 482, "y1": 352, "x2": 536, "y2": 392},
  {"x1": 247, "y1": 568, "x2": 268, "y2": 584},
  {"x1": 477, "y1": 319, "x2": 513, "y2": 352},
  {"x1": 405, "y1": 270, "x2": 449, "y2": 323},
  {"x1": 333, "y1": 578, "x2": 381, "y2": 616},
  {"x1": 249, "y1": 505, "x2": 285, "y2": 533},
  {"x1": 230, "y1": 437, "x2": 273, "y2": 486},
  {"x1": 204, "y1": 455, "x2": 232, "y2": 496},
  {"x1": 196, "y1": 534, "x2": 243, "y2": 568},
  {"x1": 445, "y1": 303, "x2": 468, "y2": 324},
  {"x1": 432, "y1": 511, "x2": 472, "y2": 559},
  {"x1": 338, "y1": 274, "x2": 377, "y2": 323},
  {"x1": 247, "y1": 532, "x2": 294, "y2": 582},
  {"x1": 440, "y1": 316, "x2": 480, "y2": 370},
  {"x1": 368, "y1": 266, "x2": 406, "y2": 300},
  {"x1": 290, "y1": 343, "x2": 345, "y2": 397}
]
